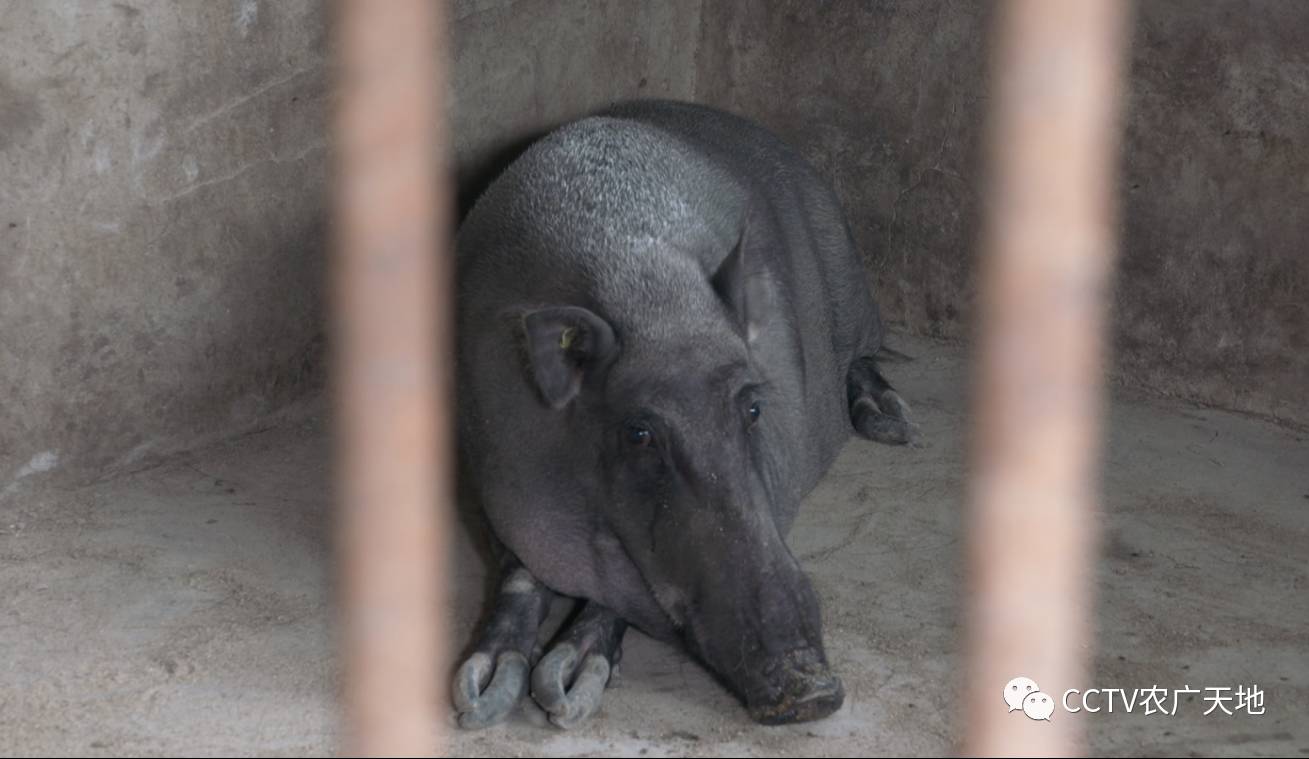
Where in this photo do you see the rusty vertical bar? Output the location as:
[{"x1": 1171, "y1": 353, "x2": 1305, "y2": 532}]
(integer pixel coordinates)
[
  {"x1": 333, "y1": 0, "x2": 450, "y2": 756},
  {"x1": 964, "y1": 1, "x2": 1130, "y2": 756}
]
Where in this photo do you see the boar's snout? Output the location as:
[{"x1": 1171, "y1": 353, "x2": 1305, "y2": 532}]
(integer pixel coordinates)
[
  {"x1": 746, "y1": 648, "x2": 845, "y2": 725},
  {"x1": 673, "y1": 508, "x2": 845, "y2": 726}
]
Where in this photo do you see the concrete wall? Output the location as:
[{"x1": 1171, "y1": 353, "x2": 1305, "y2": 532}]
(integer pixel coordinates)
[
  {"x1": 1, "y1": 2, "x2": 332, "y2": 490},
  {"x1": 697, "y1": 0, "x2": 1309, "y2": 426},
  {"x1": 1115, "y1": 2, "x2": 1308, "y2": 425},
  {"x1": 3, "y1": 0, "x2": 1304, "y2": 490},
  {"x1": 0, "y1": 0, "x2": 702, "y2": 489}
]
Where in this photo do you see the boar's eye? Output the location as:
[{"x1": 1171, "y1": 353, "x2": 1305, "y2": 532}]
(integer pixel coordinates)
[
  {"x1": 625, "y1": 423, "x2": 654, "y2": 448},
  {"x1": 748, "y1": 400, "x2": 762, "y2": 425}
]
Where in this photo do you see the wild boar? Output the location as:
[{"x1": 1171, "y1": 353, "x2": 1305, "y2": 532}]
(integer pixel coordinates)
[{"x1": 452, "y1": 100, "x2": 916, "y2": 729}]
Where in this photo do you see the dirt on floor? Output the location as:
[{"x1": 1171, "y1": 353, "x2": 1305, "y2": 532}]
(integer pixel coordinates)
[{"x1": 1, "y1": 335, "x2": 1306, "y2": 757}]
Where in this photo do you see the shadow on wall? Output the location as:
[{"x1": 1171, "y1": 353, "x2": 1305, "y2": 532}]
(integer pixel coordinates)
[{"x1": 455, "y1": 132, "x2": 546, "y2": 226}]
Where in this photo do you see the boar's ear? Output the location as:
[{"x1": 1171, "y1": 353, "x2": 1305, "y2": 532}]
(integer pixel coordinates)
[
  {"x1": 711, "y1": 208, "x2": 771, "y2": 343},
  {"x1": 521, "y1": 305, "x2": 617, "y2": 409}
]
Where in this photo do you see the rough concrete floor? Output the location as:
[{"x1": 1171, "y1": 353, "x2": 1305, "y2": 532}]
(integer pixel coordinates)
[{"x1": 1, "y1": 336, "x2": 1305, "y2": 757}]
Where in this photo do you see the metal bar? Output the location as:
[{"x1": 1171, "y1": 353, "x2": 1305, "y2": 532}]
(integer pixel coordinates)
[
  {"x1": 333, "y1": 1, "x2": 450, "y2": 755},
  {"x1": 964, "y1": 1, "x2": 1130, "y2": 755}
]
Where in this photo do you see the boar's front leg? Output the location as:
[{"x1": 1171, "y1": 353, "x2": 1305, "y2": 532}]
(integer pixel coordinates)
[
  {"x1": 530, "y1": 602, "x2": 627, "y2": 729},
  {"x1": 453, "y1": 553, "x2": 554, "y2": 729}
]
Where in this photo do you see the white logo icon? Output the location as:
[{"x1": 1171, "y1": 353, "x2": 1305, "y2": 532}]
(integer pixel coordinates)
[
  {"x1": 1004, "y1": 676, "x2": 1040, "y2": 712},
  {"x1": 1022, "y1": 690, "x2": 1055, "y2": 721}
]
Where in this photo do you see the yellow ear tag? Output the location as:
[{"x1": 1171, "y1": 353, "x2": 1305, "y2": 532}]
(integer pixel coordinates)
[{"x1": 559, "y1": 326, "x2": 577, "y2": 350}]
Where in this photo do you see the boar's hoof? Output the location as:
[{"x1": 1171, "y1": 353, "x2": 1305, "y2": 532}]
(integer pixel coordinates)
[
  {"x1": 530, "y1": 642, "x2": 612, "y2": 729},
  {"x1": 848, "y1": 357, "x2": 924, "y2": 447},
  {"x1": 453, "y1": 650, "x2": 529, "y2": 730},
  {"x1": 852, "y1": 395, "x2": 923, "y2": 447}
]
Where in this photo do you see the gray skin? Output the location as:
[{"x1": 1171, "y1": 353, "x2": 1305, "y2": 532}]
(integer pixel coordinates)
[{"x1": 452, "y1": 100, "x2": 916, "y2": 730}]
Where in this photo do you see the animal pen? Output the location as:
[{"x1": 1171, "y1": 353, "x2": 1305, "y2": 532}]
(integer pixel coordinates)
[{"x1": 1, "y1": 1, "x2": 1305, "y2": 758}]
